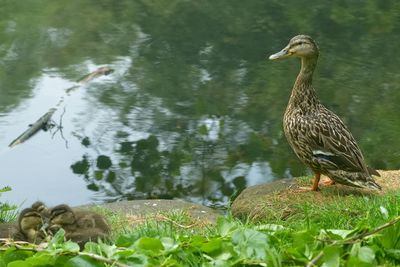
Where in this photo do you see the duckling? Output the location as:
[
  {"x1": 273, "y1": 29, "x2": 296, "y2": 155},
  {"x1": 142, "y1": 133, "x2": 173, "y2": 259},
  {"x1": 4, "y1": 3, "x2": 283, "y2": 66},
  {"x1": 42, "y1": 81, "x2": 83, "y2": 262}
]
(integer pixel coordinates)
[
  {"x1": 31, "y1": 201, "x2": 51, "y2": 218},
  {"x1": 14, "y1": 208, "x2": 46, "y2": 243},
  {"x1": 49, "y1": 204, "x2": 110, "y2": 248}
]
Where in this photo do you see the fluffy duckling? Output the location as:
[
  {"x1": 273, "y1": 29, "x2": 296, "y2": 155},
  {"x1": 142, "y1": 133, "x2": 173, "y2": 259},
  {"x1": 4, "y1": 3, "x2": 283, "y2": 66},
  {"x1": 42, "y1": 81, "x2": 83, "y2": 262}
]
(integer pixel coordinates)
[
  {"x1": 49, "y1": 204, "x2": 110, "y2": 248},
  {"x1": 14, "y1": 208, "x2": 46, "y2": 244}
]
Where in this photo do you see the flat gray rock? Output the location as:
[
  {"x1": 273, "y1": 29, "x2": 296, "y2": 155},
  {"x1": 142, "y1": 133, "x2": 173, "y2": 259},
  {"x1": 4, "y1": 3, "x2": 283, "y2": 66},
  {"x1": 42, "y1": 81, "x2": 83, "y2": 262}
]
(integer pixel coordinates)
[{"x1": 89, "y1": 199, "x2": 221, "y2": 224}]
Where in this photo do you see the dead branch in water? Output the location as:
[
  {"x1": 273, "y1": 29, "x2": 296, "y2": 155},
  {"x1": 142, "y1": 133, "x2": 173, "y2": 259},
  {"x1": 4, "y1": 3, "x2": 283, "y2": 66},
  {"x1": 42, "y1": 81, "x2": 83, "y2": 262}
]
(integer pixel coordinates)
[{"x1": 9, "y1": 67, "x2": 113, "y2": 148}]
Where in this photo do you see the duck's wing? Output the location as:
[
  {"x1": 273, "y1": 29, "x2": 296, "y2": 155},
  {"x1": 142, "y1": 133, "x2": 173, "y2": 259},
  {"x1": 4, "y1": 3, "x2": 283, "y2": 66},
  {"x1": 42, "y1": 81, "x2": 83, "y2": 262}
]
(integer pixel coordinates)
[{"x1": 307, "y1": 109, "x2": 376, "y2": 175}]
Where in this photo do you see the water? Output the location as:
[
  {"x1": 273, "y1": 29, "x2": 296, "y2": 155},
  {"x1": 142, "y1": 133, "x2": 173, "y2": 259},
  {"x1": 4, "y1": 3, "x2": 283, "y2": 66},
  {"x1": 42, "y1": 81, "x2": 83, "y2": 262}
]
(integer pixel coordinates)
[{"x1": 0, "y1": 1, "x2": 399, "y2": 209}]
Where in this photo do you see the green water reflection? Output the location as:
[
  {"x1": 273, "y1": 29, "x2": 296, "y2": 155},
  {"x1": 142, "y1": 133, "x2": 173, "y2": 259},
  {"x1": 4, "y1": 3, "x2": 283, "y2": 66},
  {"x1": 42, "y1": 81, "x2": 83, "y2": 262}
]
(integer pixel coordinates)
[{"x1": 1, "y1": 1, "x2": 399, "y2": 208}]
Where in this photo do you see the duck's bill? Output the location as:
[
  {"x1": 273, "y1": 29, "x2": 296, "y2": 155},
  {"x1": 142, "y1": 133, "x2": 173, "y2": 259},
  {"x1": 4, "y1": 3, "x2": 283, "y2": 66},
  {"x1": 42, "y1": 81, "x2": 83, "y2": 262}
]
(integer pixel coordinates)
[{"x1": 269, "y1": 47, "x2": 291, "y2": 60}]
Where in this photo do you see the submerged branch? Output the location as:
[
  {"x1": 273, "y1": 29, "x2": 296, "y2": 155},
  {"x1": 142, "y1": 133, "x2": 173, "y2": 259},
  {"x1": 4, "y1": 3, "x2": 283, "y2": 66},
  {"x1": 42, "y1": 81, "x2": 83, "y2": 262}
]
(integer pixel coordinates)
[{"x1": 9, "y1": 67, "x2": 113, "y2": 148}]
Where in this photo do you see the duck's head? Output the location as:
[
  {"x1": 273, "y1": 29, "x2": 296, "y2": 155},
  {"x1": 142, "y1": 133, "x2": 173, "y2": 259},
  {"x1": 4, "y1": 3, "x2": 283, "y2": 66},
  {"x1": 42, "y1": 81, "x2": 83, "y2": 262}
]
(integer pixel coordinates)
[
  {"x1": 31, "y1": 201, "x2": 51, "y2": 218},
  {"x1": 269, "y1": 35, "x2": 319, "y2": 60},
  {"x1": 50, "y1": 204, "x2": 76, "y2": 225}
]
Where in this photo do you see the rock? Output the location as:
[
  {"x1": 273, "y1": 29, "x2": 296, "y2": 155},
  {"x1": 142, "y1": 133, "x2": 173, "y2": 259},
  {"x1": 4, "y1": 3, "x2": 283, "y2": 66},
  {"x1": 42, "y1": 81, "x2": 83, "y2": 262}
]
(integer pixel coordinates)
[
  {"x1": 89, "y1": 199, "x2": 221, "y2": 225},
  {"x1": 231, "y1": 170, "x2": 398, "y2": 222},
  {"x1": 231, "y1": 178, "x2": 296, "y2": 221}
]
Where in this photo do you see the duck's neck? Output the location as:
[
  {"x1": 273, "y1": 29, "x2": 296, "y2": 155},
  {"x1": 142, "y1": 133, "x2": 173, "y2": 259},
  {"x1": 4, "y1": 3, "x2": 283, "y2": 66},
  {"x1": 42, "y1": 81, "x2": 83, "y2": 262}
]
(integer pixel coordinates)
[{"x1": 288, "y1": 55, "x2": 320, "y2": 110}]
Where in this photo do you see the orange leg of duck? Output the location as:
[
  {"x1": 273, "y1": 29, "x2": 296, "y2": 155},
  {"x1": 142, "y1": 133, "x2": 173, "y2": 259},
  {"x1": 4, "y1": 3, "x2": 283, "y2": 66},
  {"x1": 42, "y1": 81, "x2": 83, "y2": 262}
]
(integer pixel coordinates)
[
  {"x1": 295, "y1": 173, "x2": 335, "y2": 192},
  {"x1": 311, "y1": 173, "x2": 321, "y2": 191}
]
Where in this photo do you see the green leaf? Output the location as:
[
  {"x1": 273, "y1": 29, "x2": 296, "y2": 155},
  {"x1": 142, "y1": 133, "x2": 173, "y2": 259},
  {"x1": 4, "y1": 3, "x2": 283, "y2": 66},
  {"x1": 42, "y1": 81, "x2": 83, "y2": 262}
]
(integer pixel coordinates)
[
  {"x1": 321, "y1": 246, "x2": 341, "y2": 267},
  {"x1": 201, "y1": 238, "x2": 223, "y2": 254},
  {"x1": 3, "y1": 250, "x2": 31, "y2": 264},
  {"x1": 115, "y1": 234, "x2": 135, "y2": 247},
  {"x1": 65, "y1": 256, "x2": 103, "y2": 267},
  {"x1": 189, "y1": 235, "x2": 207, "y2": 248},
  {"x1": 62, "y1": 241, "x2": 81, "y2": 252},
  {"x1": 231, "y1": 229, "x2": 269, "y2": 259},
  {"x1": 48, "y1": 228, "x2": 66, "y2": 249},
  {"x1": 321, "y1": 229, "x2": 352, "y2": 240},
  {"x1": 7, "y1": 261, "x2": 32, "y2": 267},
  {"x1": 136, "y1": 237, "x2": 164, "y2": 252},
  {"x1": 98, "y1": 242, "x2": 117, "y2": 258},
  {"x1": 346, "y1": 256, "x2": 375, "y2": 267},
  {"x1": 160, "y1": 237, "x2": 178, "y2": 252},
  {"x1": 216, "y1": 217, "x2": 237, "y2": 236},
  {"x1": 25, "y1": 253, "x2": 55, "y2": 265},
  {"x1": 118, "y1": 253, "x2": 148, "y2": 266},
  {"x1": 358, "y1": 246, "x2": 375, "y2": 263}
]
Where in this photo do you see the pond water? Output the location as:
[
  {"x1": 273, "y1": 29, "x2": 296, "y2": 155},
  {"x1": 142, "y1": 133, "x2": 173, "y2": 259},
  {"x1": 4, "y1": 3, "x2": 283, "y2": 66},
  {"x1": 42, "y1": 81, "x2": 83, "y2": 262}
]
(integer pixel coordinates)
[{"x1": 0, "y1": 1, "x2": 399, "y2": 209}]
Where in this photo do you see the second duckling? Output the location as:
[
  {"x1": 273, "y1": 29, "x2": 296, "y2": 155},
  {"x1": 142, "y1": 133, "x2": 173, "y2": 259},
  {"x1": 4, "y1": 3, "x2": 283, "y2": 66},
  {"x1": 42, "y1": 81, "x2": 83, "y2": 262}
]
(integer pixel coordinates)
[{"x1": 49, "y1": 204, "x2": 110, "y2": 248}]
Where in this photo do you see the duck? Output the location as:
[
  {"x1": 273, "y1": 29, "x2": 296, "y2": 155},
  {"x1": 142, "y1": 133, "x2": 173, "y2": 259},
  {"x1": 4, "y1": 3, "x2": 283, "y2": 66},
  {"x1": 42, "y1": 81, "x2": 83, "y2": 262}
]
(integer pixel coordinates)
[
  {"x1": 49, "y1": 204, "x2": 110, "y2": 249},
  {"x1": 14, "y1": 208, "x2": 46, "y2": 243},
  {"x1": 269, "y1": 35, "x2": 381, "y2": 191},
  {"x1": 31, "y1": 201, "x2": 51, "y2": 218}
]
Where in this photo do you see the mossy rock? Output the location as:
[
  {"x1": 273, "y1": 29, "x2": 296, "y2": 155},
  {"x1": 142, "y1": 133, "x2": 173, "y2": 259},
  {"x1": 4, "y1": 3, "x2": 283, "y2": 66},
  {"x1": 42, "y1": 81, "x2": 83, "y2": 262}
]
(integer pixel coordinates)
[{"x1": 231, "y1": 170, "x2": 399, "y2": 222}]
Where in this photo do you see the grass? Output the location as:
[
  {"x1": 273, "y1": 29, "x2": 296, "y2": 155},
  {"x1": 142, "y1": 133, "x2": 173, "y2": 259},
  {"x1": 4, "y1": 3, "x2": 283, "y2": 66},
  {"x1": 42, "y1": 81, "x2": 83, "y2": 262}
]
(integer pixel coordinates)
[
  {"x1": 264, "y1": 186, "x2": 400, "y2": 231},
  {"x1": 1, "y1": 173, "x2": 400, "y2": 266},
  {"x1": 84, "y1": 187, "x2": 400, "y2": 266}
]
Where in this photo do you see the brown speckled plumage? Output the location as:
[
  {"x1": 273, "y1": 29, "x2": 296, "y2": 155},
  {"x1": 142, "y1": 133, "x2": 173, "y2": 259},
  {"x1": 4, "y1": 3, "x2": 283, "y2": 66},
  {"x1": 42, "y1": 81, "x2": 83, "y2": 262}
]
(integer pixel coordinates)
[{"x1": 270, "y1": 35, "x2": 381, "y2": 190}]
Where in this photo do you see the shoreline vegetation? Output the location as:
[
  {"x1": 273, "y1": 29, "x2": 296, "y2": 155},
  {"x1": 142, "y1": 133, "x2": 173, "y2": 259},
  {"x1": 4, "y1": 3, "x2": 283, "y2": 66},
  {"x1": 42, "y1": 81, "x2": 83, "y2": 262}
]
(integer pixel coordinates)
[{"x1": 0, "y1": 171, "x2": 399, "y2": 266}]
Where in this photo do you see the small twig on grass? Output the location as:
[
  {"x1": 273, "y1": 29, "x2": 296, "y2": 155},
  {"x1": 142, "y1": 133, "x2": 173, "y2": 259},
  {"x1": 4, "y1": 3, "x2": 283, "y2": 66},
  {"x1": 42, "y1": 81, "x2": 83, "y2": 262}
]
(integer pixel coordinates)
[
  {"x1": 341, "y1": 216, "x2": 400, "y2": 244},
  {"x1": 157, "y1": 214, "x2": 198, "y2": 229},
  {"x1": 307, "y1": 216, "x2": 400, "y2": 267}
]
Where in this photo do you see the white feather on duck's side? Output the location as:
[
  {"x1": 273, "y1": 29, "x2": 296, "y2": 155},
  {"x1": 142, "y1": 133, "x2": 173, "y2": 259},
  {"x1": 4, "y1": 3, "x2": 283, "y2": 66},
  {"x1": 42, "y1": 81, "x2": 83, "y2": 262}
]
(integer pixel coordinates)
[{"x1": 269, "y1": 35, "x2": 381, "y2": 191}]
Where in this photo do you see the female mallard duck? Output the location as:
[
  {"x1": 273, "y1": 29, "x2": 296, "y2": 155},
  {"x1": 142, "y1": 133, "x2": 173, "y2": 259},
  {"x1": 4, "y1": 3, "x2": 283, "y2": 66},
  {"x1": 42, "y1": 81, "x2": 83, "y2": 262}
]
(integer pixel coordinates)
[{"x1": 269, "y1": 35, "x2": 381, "y2": 191}]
